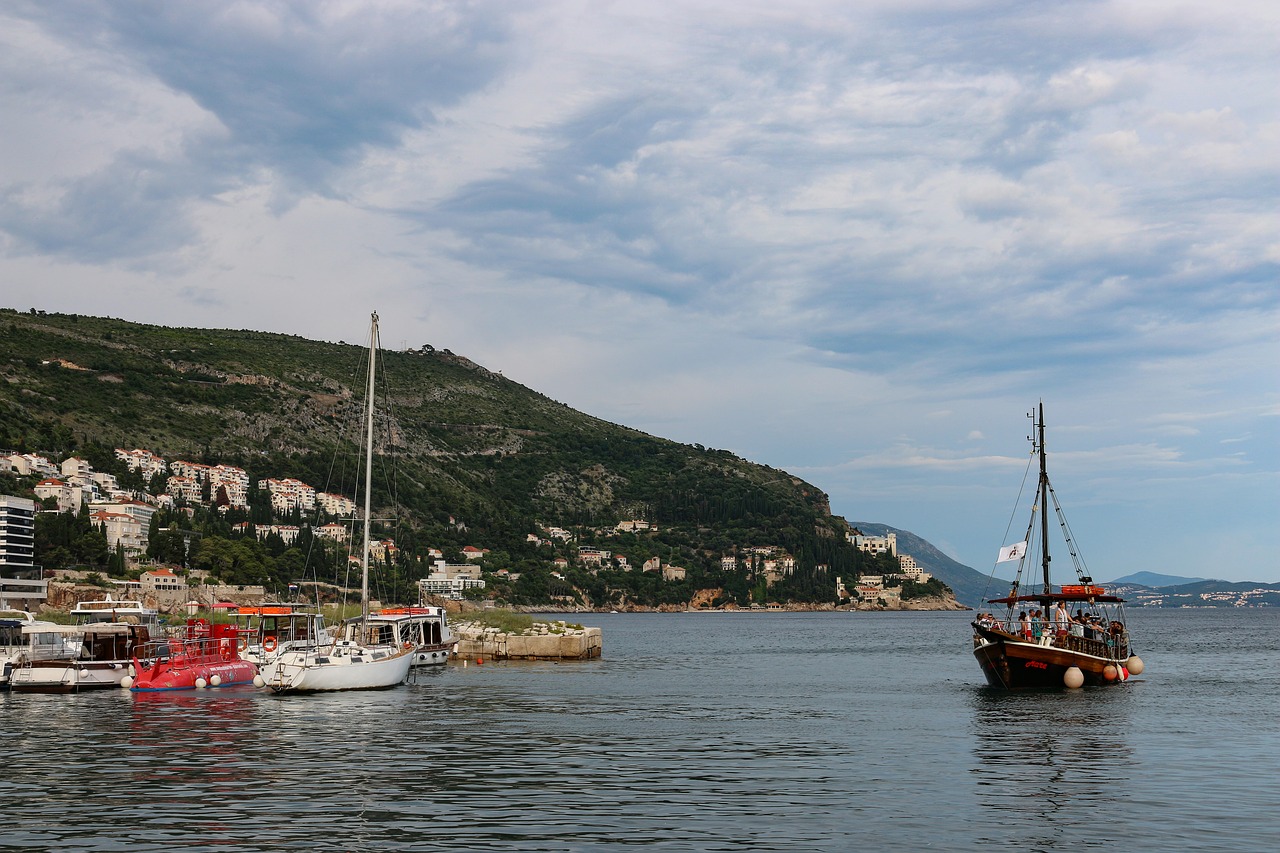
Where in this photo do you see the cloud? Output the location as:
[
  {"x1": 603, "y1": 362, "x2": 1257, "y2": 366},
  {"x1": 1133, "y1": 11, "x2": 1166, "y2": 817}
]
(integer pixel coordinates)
[{"x1": 1, "y1": 0, "x2": 1277, "y2": 580}]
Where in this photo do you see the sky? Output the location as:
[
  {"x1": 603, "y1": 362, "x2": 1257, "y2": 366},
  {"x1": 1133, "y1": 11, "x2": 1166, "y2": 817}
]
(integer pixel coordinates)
[{"x1": 2, "y1": 1, "x2": 1277, "y2": 583}]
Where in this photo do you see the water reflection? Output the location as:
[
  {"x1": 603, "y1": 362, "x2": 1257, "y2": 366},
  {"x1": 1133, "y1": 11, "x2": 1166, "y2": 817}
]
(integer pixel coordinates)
[{"x1": 968, "y1": 685, "x2": 1138, "y2": 849}]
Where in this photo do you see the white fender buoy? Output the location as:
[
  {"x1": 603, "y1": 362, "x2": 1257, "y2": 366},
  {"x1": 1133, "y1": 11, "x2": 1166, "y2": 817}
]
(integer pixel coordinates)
[
  {"x1": 1126, "y1": 655, "x2": 1145, "y2": 675},
  {"x1": 120, "y1": 675, "x2": 134, "y2": 689},
  {"x1": 128, "y1": 664, "x2": 136, "y2": 677},
  {"x1": 209, "y1": 674, "x2": 222, "y2": 687},
  {"x1": 1063, "y1": 666, "x2": 1084, "y2": 688},
  {"x1": 253, "y1": 674, "x2": 265, "y2": 687},
  {"x1": 195, "y1": 677, "x2": 207, "y2": 689}
]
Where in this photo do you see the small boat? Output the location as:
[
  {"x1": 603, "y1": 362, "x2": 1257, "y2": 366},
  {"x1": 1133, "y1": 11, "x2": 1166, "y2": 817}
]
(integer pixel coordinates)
[
  {"x1": 70, "y1": 596, "x2": 161, "y2": 632},
  {"x1": 257, "y1": 312, "x2": 413, "y2": 693},
  {"x1": 9, "y1": 621, "x2": 153, "y2": 692},
  {"x1": 234, "y1": 604, "x2": 331, "y2": 666},
  {"x1": 126, "y1": 618, "x2": 258, "y2": 691},
  {"x1": 1, "y1": 612, "x2": 78, "y2": 689},
  {"x1": 350, "y1": 605, "x2": 455, "y2": 668},
  {"x1": 971, "y1": 404, "x2": 1146, "y2": 689}
]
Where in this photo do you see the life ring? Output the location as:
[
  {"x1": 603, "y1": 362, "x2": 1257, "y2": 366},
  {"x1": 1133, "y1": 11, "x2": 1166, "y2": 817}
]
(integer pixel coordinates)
[
  {"x1": 263, "y1": 636, "x2": 277, "y2": 653},
  {"x1": 238, "y1": 636, "x2": 248, "y2": 651},
  {"x1": 403, "y1": 641, "x2": 414, "y2": 651}
]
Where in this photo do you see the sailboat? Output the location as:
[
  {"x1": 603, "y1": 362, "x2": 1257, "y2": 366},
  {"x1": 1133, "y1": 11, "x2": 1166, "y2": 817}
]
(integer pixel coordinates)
[
  {"x1": 257, "y1": 312, "x2": 414, "y2": 693},
  {"x1": 971, "y1": 404, "x2": 1146, "y2": 689}
]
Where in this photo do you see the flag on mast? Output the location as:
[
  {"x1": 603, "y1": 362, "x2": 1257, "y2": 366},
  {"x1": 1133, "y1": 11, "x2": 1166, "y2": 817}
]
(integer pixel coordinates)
[{"x1": 997, "y1": 541, "x2": 1027, "y2": 563}]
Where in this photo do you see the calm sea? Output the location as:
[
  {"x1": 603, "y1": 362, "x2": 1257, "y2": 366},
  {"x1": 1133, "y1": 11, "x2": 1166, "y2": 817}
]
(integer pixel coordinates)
[{"x1": 1, "y1": 609, "x2": 1276, "y2": 852}]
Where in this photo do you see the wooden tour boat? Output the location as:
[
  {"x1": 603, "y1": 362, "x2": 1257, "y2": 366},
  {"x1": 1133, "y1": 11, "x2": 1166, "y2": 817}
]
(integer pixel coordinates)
[{"x1": 971, "y1": 404, "x2": 1146, "y2": 689}]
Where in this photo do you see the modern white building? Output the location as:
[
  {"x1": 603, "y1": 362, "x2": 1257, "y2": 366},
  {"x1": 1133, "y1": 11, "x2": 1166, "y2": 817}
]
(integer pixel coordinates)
[
  {"x1": 0, "y1": 495, "x2": 43, "y2": 608},
  {"x1": 847, "y1": 529, "x2": 897, "y2": 556}
]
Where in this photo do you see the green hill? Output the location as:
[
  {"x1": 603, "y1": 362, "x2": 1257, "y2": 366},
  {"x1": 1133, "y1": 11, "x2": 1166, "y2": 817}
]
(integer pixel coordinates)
[{"x1": 1, "y1": 308, "x2": 925, "y2": 608}]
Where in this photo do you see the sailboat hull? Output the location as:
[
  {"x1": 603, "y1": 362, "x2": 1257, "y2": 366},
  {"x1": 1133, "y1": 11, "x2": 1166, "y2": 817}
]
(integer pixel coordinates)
[{"x1": 259, "y1": 645, "x2": 413, "y2": 693}]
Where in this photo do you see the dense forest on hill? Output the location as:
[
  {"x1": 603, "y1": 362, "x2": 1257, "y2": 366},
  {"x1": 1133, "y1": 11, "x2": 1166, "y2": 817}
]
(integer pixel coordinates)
[{"x1": 0, "y1": 308, "x2": 946, "y2": 609}]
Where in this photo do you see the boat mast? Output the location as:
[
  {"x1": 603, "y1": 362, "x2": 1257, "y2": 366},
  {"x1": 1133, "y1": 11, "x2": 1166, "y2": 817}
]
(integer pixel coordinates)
[
  {"x1": 1037, "y1": 402, "x2": 1052, "y2": 593},
  {"x1": 361, "y1": 311, "x2": 379, "y2": 622}
]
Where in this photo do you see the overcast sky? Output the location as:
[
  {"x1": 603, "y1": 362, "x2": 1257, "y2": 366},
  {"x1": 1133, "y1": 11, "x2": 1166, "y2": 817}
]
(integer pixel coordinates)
[{"x1": 3, "y1": 1, "x2": 1276, "y2": 583}]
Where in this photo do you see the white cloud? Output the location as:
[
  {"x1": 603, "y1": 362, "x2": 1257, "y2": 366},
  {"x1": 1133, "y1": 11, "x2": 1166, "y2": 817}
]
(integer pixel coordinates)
[{"x1": 2, "y1": 0, "x2": 1277, "y2": 581}]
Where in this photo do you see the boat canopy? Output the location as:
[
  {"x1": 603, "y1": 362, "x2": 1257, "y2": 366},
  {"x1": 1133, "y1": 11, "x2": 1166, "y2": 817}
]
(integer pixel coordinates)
[
  {"x1": 988, "y1": 592, "x2": 1125, "y2": 605},
  {"x1": 21, "y1": 622, "x2": 82, "y2": 635}
]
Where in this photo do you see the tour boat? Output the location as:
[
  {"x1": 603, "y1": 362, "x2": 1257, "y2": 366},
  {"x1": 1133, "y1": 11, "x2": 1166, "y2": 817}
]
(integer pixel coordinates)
[
  {"x1": 347, "y1": 604, "x2": 455, "y2": 668},
  {"x1": 257, "y1": 312, "x2": 413, "y2": 693},
  {"x1": 70, "y1": 596, "x2": 161, "y2": 632},
  {"x1": 971, "y1": 404, "x2": 1146, "y2": 689},
  {"x1": 9, "y1": 621, "x2": 153, "y2": 692},
  {"x1": 234, "y1": 603, "x2": 331, "y2": 665},
  {"x1": 126, "y1": 618, "x2": 258, "y2": 691},
  {"x1": 1, "y1": 612, "x2": 78, "y2": 689}
]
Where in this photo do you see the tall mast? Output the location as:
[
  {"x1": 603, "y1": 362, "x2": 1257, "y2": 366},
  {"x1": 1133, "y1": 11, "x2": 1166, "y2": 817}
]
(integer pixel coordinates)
[
  {"x1": 361, "y1": 311, "x2": 379, "y2": 622},
  {"x1": 1037, "y1": 402, "x2": 1052, "y2": 593}
]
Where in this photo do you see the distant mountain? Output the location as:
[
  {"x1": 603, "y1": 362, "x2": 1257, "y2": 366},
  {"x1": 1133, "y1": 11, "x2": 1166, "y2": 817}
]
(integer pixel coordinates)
[
  {"x1": 1114, "y1": 579, "x2": 1280, "y2": 608},
  {"x1": 1104, "y1": 571, "x2": 1210, "y2": 588},
  {"x1": 851, "y1": 522, "x2": 989, "y2": 608}
]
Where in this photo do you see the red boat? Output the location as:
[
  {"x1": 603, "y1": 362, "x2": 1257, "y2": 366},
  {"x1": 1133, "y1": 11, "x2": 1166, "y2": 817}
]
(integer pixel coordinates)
[{"x1": 126, "y1": 619, "x2": 258, "y2": 691}]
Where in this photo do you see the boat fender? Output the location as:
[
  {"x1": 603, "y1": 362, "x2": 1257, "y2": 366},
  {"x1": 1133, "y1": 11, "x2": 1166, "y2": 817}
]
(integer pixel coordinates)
[
  {"x1": 209, "y1": 675, "x2": 222, "y2": 687},
  {"x1": 1126, "y1": 655, "x2": 1144, "y2": 675},
  {"x1": 1063, "y1": 666, "x2": 1084, "y2": 688},
  {"x1": 195, "y1": 677, "x2": 208, "y2": 689},
  {"x1": 263, "y1": 636, "x2": 277, "y2": 653},
  {"x1": 1103, "y1": 665, "x2": 1118, "y2": 681}
]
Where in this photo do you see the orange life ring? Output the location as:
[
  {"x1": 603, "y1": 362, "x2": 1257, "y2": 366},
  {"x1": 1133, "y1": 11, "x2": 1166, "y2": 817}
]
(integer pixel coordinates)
[
  {"x1": 238, "y1": 636, "x2": 248, "y2": 651},
  {"x1": 263, "y1": 636, "x2": 278, "y2": 653},
  {"x1": 403, "y1": 641, "x2": 413, "y2": 651}
]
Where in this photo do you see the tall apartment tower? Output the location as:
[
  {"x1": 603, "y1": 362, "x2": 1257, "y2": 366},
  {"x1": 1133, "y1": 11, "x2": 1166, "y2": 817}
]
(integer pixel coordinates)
[{"x1": 0, "y1": 495, "x2": 43, "y2": 609}]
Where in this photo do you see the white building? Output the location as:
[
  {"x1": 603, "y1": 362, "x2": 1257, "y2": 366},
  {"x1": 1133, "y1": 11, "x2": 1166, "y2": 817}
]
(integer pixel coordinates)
[
  {"x1": 115, "y1": 448, "x2": 168, "y2": 483},
  {"x1": 4, "y1": 453, "x2": 57, "y2": 477},
  {"x1": 316, "y1": 491, "x2": 356, "y2": 517},
  {"x1": 0, "y1": 495, "x2": 43, "y2": 608},
  {"x1": 418, "y1": 561, "x2": 485, "y2": 600},
  {"x1": 848, "y1": 529, "x2": 897, "y2": 556}
]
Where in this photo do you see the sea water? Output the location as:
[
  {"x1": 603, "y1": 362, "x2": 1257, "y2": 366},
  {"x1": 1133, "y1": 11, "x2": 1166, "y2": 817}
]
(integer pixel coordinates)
[{"x1": 0, "y1": 609, "x2": 1275, "y2": 852}]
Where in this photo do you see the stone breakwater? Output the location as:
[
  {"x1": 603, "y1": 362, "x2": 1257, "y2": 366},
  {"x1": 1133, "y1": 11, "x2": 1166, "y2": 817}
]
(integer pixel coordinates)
[{"x1": 453, "y1": 620, "x2": 603, "y2": 661}]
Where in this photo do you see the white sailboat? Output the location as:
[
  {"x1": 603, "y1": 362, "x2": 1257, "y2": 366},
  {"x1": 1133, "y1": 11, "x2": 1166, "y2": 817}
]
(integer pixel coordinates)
[{"x1": 257, "y1": 311, "x2": 413, "y2": 693}]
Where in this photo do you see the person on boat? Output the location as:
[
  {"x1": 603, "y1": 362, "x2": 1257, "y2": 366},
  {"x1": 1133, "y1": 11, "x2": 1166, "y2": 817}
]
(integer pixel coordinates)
[
  {"x1": 1019, "y1": 611, "x2": 1032, "y2": 639},
  {"x1": 1071, "y1": 610, "x2": 1086, "y2": 637},
  {"x1": 1030, "y1": 609, "x2": 1044, "y2": 641},
  {"x1": 1053, "y1": 601, "x2": 1070, "y2": 636}
]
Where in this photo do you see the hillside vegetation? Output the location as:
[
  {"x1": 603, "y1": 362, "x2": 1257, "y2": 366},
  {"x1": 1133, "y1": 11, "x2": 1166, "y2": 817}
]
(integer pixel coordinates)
[{"x1": 1, "y1": 308, "x2": 942, "y2": 608}]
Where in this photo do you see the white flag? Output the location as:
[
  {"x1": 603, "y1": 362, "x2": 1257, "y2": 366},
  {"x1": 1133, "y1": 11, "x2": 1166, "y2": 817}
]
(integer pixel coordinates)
[{"x1": 997, "y1": 541, "x2": 1027, "y2": 563}]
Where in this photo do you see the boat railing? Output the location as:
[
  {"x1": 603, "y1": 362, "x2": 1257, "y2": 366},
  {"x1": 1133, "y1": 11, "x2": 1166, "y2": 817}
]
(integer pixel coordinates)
[{"x1": 1049, "y1": 630, "x2": 1129, "y2": 660}]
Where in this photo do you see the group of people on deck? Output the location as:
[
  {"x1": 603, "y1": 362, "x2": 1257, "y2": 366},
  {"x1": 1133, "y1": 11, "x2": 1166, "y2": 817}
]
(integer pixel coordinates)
[{"x1": 977, "y1": 601, "x2": 1124, "y2": 646}]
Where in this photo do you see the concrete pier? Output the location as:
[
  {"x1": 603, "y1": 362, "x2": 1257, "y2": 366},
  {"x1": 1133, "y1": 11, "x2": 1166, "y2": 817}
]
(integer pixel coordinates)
[{"x1": 453, "y1": 620, "x2": 602, "y2": 661}]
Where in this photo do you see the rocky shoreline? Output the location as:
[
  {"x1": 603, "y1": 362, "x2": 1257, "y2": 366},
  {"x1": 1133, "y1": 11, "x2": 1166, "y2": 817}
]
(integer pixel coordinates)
[{"x1": 453, "y1": 593, "x2": 968, "y2": 615}]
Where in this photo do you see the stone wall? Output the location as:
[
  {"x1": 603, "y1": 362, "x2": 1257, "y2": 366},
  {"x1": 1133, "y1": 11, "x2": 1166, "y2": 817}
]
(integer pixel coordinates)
[{"x1": 454, "y1": 621, "x2": 603, "y2": 660}]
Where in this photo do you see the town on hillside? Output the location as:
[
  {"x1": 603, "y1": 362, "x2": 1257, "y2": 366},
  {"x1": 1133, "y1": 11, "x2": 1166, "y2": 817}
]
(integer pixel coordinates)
[{"x1": 1, "y1": 448, "x2": 950, "y2": 614}]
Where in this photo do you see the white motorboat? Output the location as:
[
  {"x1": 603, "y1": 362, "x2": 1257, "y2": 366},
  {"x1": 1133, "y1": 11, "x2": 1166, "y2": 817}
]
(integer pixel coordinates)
[
  {"x1": 348, "y1": 604, "x2": 455, "y2": 668},
  {"x1": 9, "y1": 621, "x2": 152, "y2": 693}
]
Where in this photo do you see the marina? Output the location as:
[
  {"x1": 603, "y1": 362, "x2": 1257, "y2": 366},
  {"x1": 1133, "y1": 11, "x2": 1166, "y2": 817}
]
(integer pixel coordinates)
[{"x1": 1, "y1": 610, "x2": 1275, "y2": 852}]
